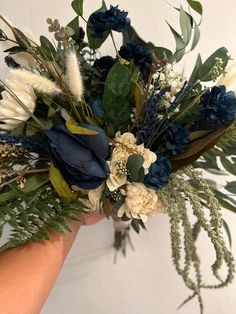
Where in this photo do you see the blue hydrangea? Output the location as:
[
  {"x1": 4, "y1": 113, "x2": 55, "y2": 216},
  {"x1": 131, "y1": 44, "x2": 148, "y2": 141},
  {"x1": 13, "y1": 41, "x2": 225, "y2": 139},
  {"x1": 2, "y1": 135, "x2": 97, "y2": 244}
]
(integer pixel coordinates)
[
  {"x1": 144, "y1": 153, "x2": 172, "y2": 190},
  {"x1": 199, "y1": 85, "x2": 236, "y2": 127},
  {"x1": 93, "y1": 56, "x2": 117, "y2": 82},
  {"x1": 89, "y1": 5, "x2": 130, "y2": 38},
  {"x1": 119, "y1": 43, "x2": 152, "y2": 81},
  {"x1": 163, "y1": 123, "x2": 190, "y2": 155}
]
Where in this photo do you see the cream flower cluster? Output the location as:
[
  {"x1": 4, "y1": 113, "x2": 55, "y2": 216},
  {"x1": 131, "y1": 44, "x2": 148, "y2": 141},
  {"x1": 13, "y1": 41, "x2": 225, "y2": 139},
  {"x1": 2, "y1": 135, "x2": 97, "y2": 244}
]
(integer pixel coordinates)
[
  {"x1": 106, "y1": 132, "x2": 157, "y2": 191},
  {"x1": 152, "y1": 64, "x2": 184, "y2": 109},
  {"x1": 118, "y1": 182, "x2": 164, "y2": 222}
]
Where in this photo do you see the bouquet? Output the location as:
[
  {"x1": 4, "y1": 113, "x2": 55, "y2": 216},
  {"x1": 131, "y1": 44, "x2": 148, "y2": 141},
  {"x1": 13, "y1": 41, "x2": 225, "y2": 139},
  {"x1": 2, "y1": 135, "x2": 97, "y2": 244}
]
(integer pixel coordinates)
[{"x1": 0, "y1": 0, "x2": 235, "y2": 312}]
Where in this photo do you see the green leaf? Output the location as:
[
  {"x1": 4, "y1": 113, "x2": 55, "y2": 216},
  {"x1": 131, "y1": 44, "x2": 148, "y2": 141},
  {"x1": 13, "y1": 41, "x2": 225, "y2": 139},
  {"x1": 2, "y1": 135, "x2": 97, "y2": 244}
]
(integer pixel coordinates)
[
  {"x1": 38, "y1": 36, "x2": 57, "y2": 61},
  {"x1": 0, "y1": 190, "x2": 18, "y2": 203},
  {"x1": 87, "y1": 1, "x2": 109, "y2": 49},
  {"x1": 71, "y1": 0, "x2": 84, "y2": 16},
  {"x1": 180, "y1": 6, "x2": 192, "y2": 46},
  {"x1": 126, "y1": 154, "x2": 145, "y2": 182},
  {"x1": 225, "y1": 182, "x2": 236, "y2": 194},
  {"x1": 3, "y1": 46, "x2": 26, "y2": 54},
  {"x1": 153, "y1": 47, "x2": 173, "y2": 62},
  {"x1": 66, "y1": 118, "x2": 97, "y2": 135},
  {"x1": 187, "y1": 0, "x2": 203, "y2": 15},
  {"x1": 67, "y1": 16, "x2": 80, "y2": 41},
  {"x1": 13, "y1": 28, "x2": 31, "y2": 48},
  {"x1": 220, "y1": 157, "x2": 236, "y2": 175},
  {"x1": 101, "y1": 193, "x2": 110, "y2": 216},
  {"x1": 199, "y1": 47, "x2": 229, "y2": 82},
  {"x1": 171, "y1": 127, "x2": 227, "y2": 169},
  {"x1": 22, "y1": 174, "x2": 49, "y2": 193},
  {"x1": 103, "y1": 63, "x2": 132, "y2": 133},
  {"x1": 167, "y1": 22, "x2": 185, "y2": 63},
  {"x1": 191, "y1": 21, "x2": 200, "y2": 51},
  {"x1": 189, "y1": 53, "x2": 202, "y2": 84},
  {"x1": 131, "y1": 219, "x2": 140, "y2": 234},
  {"x1": 49, "y1": 164, "x2": 78, "y2": 200},
  {"x1": 49, "y1": 221, "x2": 69, "y2": 233}
]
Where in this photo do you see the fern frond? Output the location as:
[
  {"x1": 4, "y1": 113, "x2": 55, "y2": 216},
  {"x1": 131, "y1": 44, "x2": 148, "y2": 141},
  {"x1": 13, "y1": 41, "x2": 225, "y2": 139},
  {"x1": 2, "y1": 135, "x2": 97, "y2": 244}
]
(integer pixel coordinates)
[{"x1": 0, "y1": 185, "x2": 88, "y2": 252}]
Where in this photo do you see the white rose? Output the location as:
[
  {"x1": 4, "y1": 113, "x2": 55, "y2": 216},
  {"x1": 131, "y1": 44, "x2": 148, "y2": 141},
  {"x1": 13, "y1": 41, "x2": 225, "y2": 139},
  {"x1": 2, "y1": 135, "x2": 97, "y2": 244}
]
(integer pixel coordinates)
[{"x1": 117, "y1": 182, "x2": 165, "y2": 222}]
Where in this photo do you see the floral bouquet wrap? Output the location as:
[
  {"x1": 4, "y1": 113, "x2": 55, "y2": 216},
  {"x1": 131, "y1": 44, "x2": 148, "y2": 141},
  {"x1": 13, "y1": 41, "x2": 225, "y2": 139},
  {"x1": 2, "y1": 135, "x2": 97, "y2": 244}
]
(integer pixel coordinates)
[{"x1": 0, "y1": 0, "x2": 236, "y2": 312}]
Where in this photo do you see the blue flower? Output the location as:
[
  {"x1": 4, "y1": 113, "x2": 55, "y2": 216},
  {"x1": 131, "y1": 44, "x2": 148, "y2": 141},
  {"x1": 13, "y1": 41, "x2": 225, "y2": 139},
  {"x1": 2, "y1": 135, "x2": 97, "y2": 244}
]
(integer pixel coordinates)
[
  {"x1": 199, "y1": 85, "x2": 236, "y2": 127},
  {"x1": 93, "y1": 56, "x2": 117, "y2": 82},
  {"x1": 43, "y1": 124, "x2": 110, "y2": 190},
  {"x1": 163, "y1": 123, "x2": 190, "y2": 155},
  {"x1": 89, "y1": 5, "x2": 130, "y2": 38},
  {"x1": 0, "y1": 133, "x2": 44, "y2": 152},
  {"x1": 144, "y1": 153, "x2": 172, "y2": 190},
  {"x1": 119, "y1": 43, "x2": 152, "y2": 81}
]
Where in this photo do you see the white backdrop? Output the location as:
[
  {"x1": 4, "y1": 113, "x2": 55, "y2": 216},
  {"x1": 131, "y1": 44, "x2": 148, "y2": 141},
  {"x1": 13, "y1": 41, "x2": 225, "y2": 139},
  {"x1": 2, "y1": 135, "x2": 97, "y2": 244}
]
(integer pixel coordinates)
[{"x1": 0, "y1": 1, "x2": 236, "y2": 313}]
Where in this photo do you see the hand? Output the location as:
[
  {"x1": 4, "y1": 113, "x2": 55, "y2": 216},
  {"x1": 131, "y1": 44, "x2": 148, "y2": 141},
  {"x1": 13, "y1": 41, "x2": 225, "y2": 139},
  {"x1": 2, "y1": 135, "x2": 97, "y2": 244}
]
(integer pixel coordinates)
[{"x1": 82, "y1": 210, "x2": 106, "y2": 225}]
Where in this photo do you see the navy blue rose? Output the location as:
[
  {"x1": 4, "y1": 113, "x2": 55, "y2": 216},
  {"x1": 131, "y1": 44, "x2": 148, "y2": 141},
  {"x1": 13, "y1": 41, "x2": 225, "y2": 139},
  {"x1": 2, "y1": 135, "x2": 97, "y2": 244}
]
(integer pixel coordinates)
[
  {"x1": 89, "y1": 5, "x2": 130, "y2": 38},
  {"x1": 43, "y1": 124, "x2": 110, "y2": 190},
  {"x1": 163, "y1": 123, "x2": 190, "y2": 155},
  {"x1": 119, "y1": 43, "x2": 152, "y2": 81},
  {"x1": 199, "y1": 85, "x2": 236, "y2": 127},
  {"x1": 144, "y1": 153, "x2": 172, "y2": 190}
]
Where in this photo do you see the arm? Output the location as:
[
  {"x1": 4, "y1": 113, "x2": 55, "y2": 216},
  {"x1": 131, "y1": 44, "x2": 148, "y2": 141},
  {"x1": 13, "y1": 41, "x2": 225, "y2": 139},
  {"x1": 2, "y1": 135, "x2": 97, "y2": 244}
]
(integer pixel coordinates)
[{"x1": 0, "y1": 212, "x2": 105, "y2": 314}]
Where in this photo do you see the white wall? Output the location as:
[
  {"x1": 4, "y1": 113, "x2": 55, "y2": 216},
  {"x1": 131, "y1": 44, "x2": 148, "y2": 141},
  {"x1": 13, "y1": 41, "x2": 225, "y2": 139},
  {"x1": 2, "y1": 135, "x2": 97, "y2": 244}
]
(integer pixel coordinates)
[{"x1": 0, "y1": 1, "x2": 236, "y2": 313}]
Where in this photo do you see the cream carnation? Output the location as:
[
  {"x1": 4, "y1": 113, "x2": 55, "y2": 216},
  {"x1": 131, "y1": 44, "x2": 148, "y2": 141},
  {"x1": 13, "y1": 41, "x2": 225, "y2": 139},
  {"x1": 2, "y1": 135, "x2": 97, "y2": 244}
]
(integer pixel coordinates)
[
  {"x1": 106, "y1": 132, "x2": 157, "y2": 191},
  {"x1": 117, "y1": 182, "x2": 164, "y2": 222}
]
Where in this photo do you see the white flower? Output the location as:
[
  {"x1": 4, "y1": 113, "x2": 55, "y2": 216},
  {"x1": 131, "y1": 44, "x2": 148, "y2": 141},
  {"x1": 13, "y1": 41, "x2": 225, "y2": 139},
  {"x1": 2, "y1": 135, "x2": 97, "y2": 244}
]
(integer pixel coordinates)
[
  {"x1": 117, "y1": 182, "x2": 164, "y2": 222},
  {"x1": 107, "y1": 133, "x2": 157, "y2": 191},
  {"x1": 0, "y1": 79, "x2": 36, "y2": 130}
]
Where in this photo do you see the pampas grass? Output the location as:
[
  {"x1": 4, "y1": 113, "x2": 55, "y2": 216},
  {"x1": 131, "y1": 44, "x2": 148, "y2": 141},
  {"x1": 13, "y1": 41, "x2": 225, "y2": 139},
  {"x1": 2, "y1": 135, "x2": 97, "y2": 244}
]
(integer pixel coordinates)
[
  {"x1": 10, "y1": 69, "x2": 61, "y2": 94},
  {"x1": 66, "y1": 51, "x2": 84, "y2": 101}
]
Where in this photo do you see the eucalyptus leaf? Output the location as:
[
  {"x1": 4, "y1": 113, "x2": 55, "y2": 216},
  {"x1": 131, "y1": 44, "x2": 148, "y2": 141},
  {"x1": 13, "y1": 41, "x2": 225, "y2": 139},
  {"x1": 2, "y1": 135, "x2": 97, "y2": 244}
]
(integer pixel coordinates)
[
  {"x1": 187, "y1": 0, "x2": 203, "y2": 15},
  {"x1": 71, "y1": 0, "x2": 84, "y2": 16},
  {"x1": 166, "y1": 22, "x2": 185, "y2": 62},
  {"x1": 191, "y1": 21, "x2": 200, "y2": 51},
  {"x1": 103, "y1": 63, "x2": 132, "y2": 133},
  {"x1": 180, "y1": 6, "x2": 192, "y2": 46},
  {"x1": 38, "y1": 36, "x2": 57, "y2": 61},
  {"x1": 126, "y1": 154, "x2": 144, "y2": 182},
  {"x1": 153, "y1": 47, "x2": 173, "y2": 62},
  {"x1": 189, "y1": 53, "x2": 202, "y2": 84}
]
